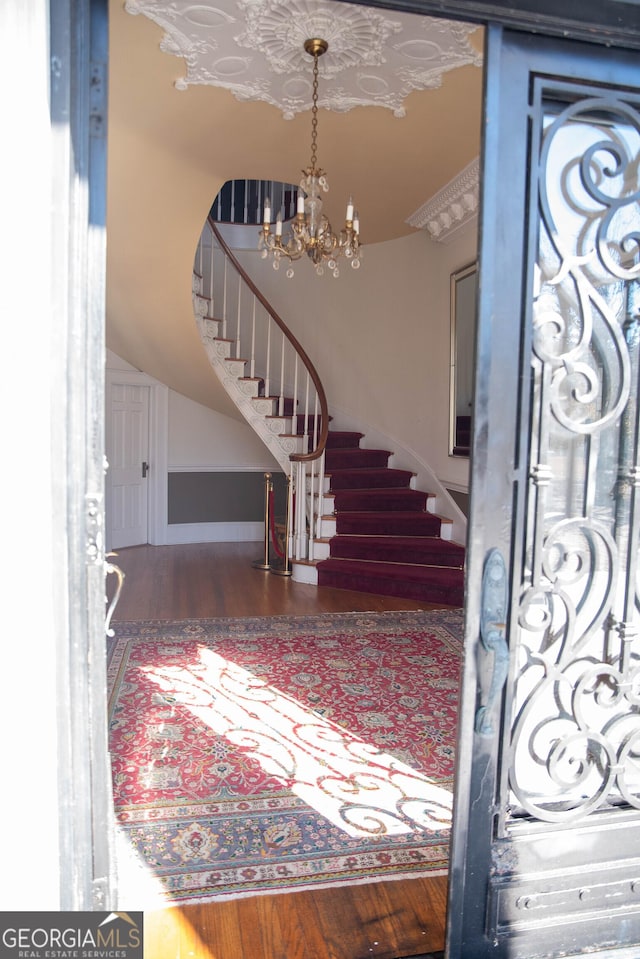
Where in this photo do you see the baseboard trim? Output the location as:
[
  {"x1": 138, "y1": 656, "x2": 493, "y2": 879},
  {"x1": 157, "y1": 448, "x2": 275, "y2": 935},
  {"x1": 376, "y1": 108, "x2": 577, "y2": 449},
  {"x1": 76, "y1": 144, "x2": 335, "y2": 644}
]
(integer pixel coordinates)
[{"x1": 165, "y1": 522, "x2": 263, "y2": 544}]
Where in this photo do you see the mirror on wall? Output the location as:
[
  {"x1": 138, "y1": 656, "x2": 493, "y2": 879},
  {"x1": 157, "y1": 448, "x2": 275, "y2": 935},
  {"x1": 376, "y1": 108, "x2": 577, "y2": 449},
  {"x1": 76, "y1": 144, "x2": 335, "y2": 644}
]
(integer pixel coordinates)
[{"x1": 449, "y1": 262, "x2": 478, "y2": 457}]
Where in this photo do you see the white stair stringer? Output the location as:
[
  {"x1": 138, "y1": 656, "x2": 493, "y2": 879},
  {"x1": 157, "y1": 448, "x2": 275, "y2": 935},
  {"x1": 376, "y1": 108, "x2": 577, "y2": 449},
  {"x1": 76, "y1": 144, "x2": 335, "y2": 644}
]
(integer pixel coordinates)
[
  {"x1": 193, "y1": 284, "x2": 304, "y2": 474},
  {"x1": 194, "y1": 223, "x2": 329, "y2": 589}
]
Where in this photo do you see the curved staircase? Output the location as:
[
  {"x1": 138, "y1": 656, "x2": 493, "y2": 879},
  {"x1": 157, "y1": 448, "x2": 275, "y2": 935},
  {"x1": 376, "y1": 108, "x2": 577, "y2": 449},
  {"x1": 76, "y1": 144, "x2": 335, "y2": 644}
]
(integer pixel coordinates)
[{"x1": 194, "y1": 218, "x2": 465, "y2": 607}]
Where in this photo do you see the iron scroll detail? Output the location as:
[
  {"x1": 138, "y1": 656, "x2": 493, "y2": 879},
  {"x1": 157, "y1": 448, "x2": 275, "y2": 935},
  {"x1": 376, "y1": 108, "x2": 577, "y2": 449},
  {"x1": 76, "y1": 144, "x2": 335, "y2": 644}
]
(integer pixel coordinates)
[
  {"x1": 507, "y1": 89, "x2": 640, "y2": 824},
  {"x1": 475, "y1": 548, "x2": 509, "y2": 737}
]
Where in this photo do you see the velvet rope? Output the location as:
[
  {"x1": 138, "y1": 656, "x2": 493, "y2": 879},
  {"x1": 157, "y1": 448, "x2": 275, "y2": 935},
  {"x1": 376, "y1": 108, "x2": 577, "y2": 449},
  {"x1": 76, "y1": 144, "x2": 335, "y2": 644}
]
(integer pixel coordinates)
[{"x1": 269, "y1": 489, "x2": 285, "y2": 558}]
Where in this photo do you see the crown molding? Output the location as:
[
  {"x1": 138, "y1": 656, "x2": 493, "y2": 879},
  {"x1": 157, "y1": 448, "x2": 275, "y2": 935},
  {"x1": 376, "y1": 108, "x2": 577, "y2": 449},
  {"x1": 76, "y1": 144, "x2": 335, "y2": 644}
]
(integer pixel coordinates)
[{"x1": 407, "y1": 156, "x2": 479, "y2": 242}]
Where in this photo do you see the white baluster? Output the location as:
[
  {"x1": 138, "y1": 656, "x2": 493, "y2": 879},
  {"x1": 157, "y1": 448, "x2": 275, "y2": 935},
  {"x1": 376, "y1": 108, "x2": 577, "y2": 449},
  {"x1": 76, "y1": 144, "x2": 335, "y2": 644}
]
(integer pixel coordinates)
[
  {"x1": 303, "y1": 371, "x2": 310, "y2": 452},
  {"x1": 287, "y1": 463, "x2": 296, "y2": 565},
  {"x1": 308, "y1": 455, "x2": 315, "y2": 562},
  {"x1": 265, "y1": 320, "x2": 271, "y2": 399},
  {"x1": 295, "y1": 462, "x2": 307, "y2": 560},
  {"x1": 292, "y1": 355, "x2": 299, "y2": 447},
  {"x1": 316, "y1": 451, "x2": 326, "y2": 542},
  {"x1": 236, "y1": 275, "x2": 242, "y2": 359},
  {"x1": 209, "y1": 231, "x2": 214, "y2": 313},
  {"x1": 250, "y1": 296, "x2": 256, "y2": 380},
  {"x1": 222, "y1": 257, "x2": 228, "y2": 339},
  {"x1": 279, "y1": 331, "x2": 285, "y2": 417},
  {"x1": 309, "y1": 393, "x2": 320, "y2": 558}
]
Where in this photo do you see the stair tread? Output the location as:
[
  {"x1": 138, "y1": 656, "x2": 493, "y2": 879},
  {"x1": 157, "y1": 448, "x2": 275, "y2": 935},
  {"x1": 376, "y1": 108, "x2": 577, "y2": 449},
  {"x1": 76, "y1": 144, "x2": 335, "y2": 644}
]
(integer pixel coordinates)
[
  {"x1": 325, "y1": 448, "x2": 392, "y2": 468},
  {"x1": 318, "y1": 557, "x2": 465, "y2": 580},
  {"x1": 328, "y1": 447, "x2": 391, "y2": 454},
  {"x1": 327, "y1": 431, "x2": 364, "y2": 440},
  {"x1": 336, "y1": 509, "x2": 438, "y2": 519},
  {"x1": 331, "y1": 489, "x2": 428, "y2": 512},
  {"x1": 334, "y1": 511, "x2": 443, "y2": 537},
  {"x1": 331, "y1": 532, "x2": 462, "y2": 544},
  {"x1": 326, "y1": 491, "x2": 431, "y2": 500},
  {"x1": 327, "y1": 467, "x2": 415, "y2": 490},
  {"x1": 329, "y1": 533, "x2": 465, "y2": 568},
  {"x1": 253, "y1": 395, "x2": 296, "y2": 402}
]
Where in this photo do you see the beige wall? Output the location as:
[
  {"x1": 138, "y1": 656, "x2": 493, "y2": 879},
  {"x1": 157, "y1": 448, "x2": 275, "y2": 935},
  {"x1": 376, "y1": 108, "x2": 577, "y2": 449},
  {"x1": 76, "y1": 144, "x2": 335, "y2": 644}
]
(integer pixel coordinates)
[
  {"x1": 168, "y1": 392, "x2": 281, "y2": 470},
  {"x1": 106, "y1": 350, "x2": 279, "y2": 471},
  {"x1": 236, "y1": 226, "x2": 475, "y2": 492},
  {"x1": 107, "y1": 210, "x2": 475, "y2": 496}
]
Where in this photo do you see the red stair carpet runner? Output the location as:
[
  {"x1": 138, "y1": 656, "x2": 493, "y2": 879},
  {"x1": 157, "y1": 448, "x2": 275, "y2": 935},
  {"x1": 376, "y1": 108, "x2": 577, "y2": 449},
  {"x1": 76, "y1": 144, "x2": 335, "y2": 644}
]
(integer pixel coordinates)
[{"x1": 316, "y1": 431, "x2": 465, "y2": 606}]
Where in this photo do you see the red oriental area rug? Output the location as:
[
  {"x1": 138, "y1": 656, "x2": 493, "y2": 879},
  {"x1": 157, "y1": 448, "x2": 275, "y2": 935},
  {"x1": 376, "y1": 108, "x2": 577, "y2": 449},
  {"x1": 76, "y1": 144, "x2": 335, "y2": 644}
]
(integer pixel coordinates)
[{"x1": 108, "y1": 609, "x2": 463, "y2": 906}]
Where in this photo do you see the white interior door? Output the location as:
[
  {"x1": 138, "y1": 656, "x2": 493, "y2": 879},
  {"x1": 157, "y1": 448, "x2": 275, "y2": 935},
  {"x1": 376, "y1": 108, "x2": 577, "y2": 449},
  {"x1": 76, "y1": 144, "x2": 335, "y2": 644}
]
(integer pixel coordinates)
[{"x1": 106, "y1": 382, "x2": 150, "y2": 549}]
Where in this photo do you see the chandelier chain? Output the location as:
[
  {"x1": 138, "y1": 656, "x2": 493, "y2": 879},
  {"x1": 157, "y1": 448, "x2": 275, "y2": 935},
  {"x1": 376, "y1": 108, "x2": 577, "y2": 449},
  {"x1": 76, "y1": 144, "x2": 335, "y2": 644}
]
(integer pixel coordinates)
[
  {"x1": 259, "y1": 37, "x2": 360, "y2": 278},
  {"x1": 310, "y1": 53, "x2": 319, "y2": 172}
]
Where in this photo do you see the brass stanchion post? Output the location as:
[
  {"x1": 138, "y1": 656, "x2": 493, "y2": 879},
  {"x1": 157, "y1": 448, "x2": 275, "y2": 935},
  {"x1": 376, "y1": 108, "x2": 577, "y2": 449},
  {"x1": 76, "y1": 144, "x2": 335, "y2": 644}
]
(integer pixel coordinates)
[
  {"x1": 252, "y1": 472, "x2": 272, "y2": 570},
  {"x1": 271, "y1": 471, "x2": 293, "y2": 577}
]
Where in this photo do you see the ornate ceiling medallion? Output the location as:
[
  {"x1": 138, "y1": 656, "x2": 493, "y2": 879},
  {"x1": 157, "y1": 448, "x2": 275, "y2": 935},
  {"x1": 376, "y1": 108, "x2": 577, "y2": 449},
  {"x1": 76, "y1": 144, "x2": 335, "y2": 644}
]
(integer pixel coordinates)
[
  {"x1": 125, "y1": 0, "x2": 482, "y2": 117},
  {"x1": 235, "y1": 0, "x2": 401, "y2": 77}
]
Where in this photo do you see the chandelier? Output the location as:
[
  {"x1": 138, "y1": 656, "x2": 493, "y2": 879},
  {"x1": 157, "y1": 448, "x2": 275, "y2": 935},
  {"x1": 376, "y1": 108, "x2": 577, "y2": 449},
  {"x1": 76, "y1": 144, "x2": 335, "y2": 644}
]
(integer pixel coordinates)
[{"x1": 259, "y1": 38, "x2": 361, "y2": 278}]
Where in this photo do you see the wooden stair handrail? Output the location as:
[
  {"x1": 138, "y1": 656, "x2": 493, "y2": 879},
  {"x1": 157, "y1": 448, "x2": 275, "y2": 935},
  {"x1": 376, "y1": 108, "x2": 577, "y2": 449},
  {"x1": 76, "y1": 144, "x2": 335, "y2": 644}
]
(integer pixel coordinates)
[{"x1": 209, "y1": 217, "x2": 329, "y2": 464}]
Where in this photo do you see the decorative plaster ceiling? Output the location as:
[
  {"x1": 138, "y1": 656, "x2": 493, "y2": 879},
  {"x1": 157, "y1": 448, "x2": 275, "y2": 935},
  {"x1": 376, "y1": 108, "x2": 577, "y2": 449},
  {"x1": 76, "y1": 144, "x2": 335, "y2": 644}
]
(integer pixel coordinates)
[{"x1": 124, "y1": 0, "x2": 482, "y2": 118}]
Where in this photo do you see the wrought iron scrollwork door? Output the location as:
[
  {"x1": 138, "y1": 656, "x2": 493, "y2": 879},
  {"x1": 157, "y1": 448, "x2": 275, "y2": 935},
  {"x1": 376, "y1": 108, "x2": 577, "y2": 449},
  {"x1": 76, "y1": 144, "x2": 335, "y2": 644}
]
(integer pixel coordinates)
[{"x1": 447, "y1": 27, "x2": 640, "y2": 959}]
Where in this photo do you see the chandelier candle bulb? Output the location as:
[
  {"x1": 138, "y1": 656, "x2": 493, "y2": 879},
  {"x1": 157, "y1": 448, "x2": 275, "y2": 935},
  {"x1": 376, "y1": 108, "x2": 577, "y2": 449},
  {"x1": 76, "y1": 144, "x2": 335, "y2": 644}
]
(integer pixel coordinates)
[
  {"x1": 263, "y1": 198, "x2": 271, "y2": 225},
  {"x1": 275, "y1": 213, "x2": 282, "y2": 236},
  {"x1": 346, "y1": 198, "x2": 354, "y2": 221},
  {"x1": 297, "y1": 193, "x2": 305, "y2": 215}
]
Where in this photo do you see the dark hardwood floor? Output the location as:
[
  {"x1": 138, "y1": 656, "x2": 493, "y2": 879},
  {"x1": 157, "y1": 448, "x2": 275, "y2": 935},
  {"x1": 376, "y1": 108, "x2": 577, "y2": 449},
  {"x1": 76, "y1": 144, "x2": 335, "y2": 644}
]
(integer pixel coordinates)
[{"x1": 108, "y1": 542, "x2": 450, "y2": 959}]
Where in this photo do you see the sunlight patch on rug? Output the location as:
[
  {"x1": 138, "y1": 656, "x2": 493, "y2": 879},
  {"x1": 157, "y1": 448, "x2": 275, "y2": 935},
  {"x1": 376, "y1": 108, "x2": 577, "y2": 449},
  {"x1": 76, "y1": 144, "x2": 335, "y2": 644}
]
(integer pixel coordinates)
[
  {"x1": 108, "y1": 610, "x2": 463, "y2": 905},
  {"x1": 142, "y1": 646, "x2": 453, "y2": 838}
]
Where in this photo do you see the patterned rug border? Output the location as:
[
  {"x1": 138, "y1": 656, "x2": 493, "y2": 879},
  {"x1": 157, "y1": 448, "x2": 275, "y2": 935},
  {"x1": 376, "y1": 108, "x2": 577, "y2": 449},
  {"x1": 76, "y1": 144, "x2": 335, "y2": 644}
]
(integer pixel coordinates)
[
  {"x1": 111, "y1": 608, "x2": 464, "y2": 643},
  {"x1": 109, "y1": 608, "x2": 463, "y2": 906}
]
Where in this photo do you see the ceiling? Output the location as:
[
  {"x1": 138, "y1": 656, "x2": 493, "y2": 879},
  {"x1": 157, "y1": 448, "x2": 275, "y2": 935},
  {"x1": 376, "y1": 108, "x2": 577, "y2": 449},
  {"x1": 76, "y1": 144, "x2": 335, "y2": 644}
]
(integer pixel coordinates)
[
  {"x1": 113, "y1": 0, "x2": 484, "y2": 244},
  {"x1": 106, "y1": 0, "x2": 484, "y2": 413}
]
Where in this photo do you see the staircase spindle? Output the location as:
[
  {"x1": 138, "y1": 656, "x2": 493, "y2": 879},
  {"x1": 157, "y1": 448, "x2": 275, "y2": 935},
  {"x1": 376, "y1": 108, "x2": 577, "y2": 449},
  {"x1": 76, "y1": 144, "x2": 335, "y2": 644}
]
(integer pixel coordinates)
[
  {"x1": 235, "y1": 275, "x2": 242, "y2": 359},
  {"x1": 278, "y1": 331, "x2": 285, "y2": 418},
  {"x1": 250, "y1": 296, "x2": 256, "y2": 380},
  {"x1": 265, "y1": 319, "x2": 271, "y2": 400},
  {"x1": 209, "y1": 239, "x2": 214, "y2": 312},
  {"x1": 294, "y1": 461, "x2": 307, "y2": 560},
  {"x1": 222, "y1": 256, "x2": 228, "y2": 339},
  {"x1": 303, "y1": 370, "x2": 311, "y2": 449},
  {"x1": 308, "y1": 456, "x2": 316, "y2": 563},
  {"x1": 194, "y1": 217, "x2": 329, "y2": 572},
  {"x1": 292, "y1": 355, "x2": 299, "y2": 432},
  {"x1": 316, "y1": 450, "x2": 326, "y2": 542}
]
